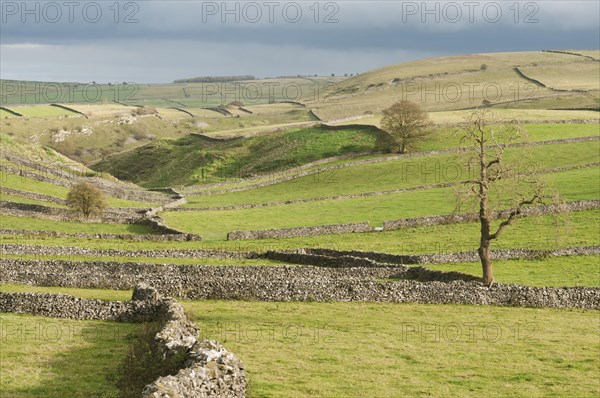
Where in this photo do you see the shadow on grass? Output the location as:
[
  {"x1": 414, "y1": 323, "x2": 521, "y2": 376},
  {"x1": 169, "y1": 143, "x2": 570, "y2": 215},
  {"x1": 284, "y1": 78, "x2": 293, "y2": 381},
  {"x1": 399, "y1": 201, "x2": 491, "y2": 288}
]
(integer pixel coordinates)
[{"x1": 3, "y1": 320, "x2": 137, "y2": 398}]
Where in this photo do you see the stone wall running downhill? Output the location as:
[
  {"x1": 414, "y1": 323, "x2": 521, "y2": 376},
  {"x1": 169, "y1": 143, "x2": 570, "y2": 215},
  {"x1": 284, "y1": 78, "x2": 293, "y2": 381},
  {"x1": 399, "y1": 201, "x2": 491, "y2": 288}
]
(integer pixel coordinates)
[
  {"x1": 1, "y1": 258, "x2": 598, "y2": 309},
  {"x1": 0, "y1": 284, "x2": 246, "y2": 398},
  {"x1": 227, "y1": 222, "x2": 373, "y2": 240}
]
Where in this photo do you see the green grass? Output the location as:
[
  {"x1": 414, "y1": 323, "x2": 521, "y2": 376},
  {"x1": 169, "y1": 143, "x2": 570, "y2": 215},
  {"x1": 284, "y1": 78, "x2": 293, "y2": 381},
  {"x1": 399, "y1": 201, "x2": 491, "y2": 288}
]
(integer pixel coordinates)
[
  {"x1": 187, "y1": 301, "x2": 600, "y2": 398},
  {"x1": 0, "y1": 313, "x2": 136, "y2": 397},
  {"x1": 9, "y1": 106, "x2": 77, "y2": 117},
  {"x1": 2, "y1": 285, "x2": 598, "y2": 397},
  {"x1": 0, "y1": 215, "x2": 157, "y2": 235},
  {"x1": 183, "y1": 140, "x2": 599, "y2": 208},
  {"x1": 91, "y1": 125, "x2": 385, "y2": 188},
  {"x1": 0, "y1": 171, "x2": 158, "y2": 208},
  {"x1": 165, "y1": 167, "x2": 600, "y2": 240},
  {"x1": 422, "y1": 255, "x2": 600, "y2": 287},
  {"x1": 3, "y1": 210, "x2": 598, "y2": 256},
  {"x1": 0, "y1": 193, "x2": 66, "y2": 208}
]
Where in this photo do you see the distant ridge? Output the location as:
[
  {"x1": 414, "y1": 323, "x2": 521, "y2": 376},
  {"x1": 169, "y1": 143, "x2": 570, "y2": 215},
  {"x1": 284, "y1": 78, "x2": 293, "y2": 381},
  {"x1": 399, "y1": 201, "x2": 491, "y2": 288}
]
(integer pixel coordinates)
[{"x1": 174, "y1": 75, "x2": 256, "y2": 83}]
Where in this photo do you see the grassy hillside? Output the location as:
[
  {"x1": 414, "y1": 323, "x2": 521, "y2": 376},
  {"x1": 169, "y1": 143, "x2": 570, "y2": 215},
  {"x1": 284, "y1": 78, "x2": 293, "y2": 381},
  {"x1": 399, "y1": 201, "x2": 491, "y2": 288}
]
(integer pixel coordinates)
[
  {"x1": 91, "y1": 124, "x2": 389, "y2": 187},
  {"x1": 311, "y1": 51, "x2": 600, "y2": 119}
]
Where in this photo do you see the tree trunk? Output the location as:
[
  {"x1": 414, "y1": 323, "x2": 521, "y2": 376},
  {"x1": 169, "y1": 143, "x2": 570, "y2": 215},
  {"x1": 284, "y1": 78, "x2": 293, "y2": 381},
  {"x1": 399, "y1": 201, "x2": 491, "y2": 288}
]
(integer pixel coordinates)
[{"x1": 478, "y1": 241, "x2": 494, "y2": 285}]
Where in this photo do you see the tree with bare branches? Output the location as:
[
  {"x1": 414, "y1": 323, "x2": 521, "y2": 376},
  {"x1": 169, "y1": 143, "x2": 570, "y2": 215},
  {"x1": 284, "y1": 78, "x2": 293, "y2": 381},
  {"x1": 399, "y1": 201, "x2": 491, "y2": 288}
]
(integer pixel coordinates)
[
  {"x1": 381, "y1": 100, "x2": 430, "y2": 153},
  {"x1": 457, "y1": 110, "x2": 546, "y2": 286}
]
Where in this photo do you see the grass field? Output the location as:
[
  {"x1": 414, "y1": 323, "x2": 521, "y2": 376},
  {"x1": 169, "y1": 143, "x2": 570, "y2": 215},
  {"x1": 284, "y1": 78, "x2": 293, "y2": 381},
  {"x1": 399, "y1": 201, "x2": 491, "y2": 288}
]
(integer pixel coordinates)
[
  {"x1": 92, "y1": 124, "x2": 386, "y2": 187},
  {"x1": 8, "y1": 106, "x2": 78, "y2": 117},
  {"x1": 0, "y1": 172, "x2": 159, "y2": 208},
  {"x1": 1, "y1": 289, "x2": 598, "y2": 398},
  {"x1": 0, "y1": 313, "x2": 136, "y2": 398},
  {"x1": 0, "y1": 193, "x2": 66, "y2": 208},
  {"x1": 181, "y1": 140, "x2": 600, "y2": 208},
  {"x1": 0, "y1": 215, "x2": 157, "y2": 234},
  {"x1": 519, "y1": 62, "x2": 600, "y2": 91},
  {"x1": 3, "y1": 210, "x2": 598, "y2": 256},
  {"x1": 1, "y1": 50, "x2": 599, "y2": 397}
]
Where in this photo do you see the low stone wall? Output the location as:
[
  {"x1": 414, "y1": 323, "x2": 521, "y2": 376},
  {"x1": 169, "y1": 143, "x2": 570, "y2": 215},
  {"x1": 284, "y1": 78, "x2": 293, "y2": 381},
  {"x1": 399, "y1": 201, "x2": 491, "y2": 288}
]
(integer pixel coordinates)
[
  {"x1": 2, "y1": 258, "x2": 598, "y2": 308},
  {"x1": 0, "y1": 291, "x2": 159, "y2": 322},
  {"x1": 227, "y1": 222, "x2": 372, "y2": 240},
  {"x1": 0, "y1": 285, "x2": 246, "y2": 397},
  {"x1": 383, "y1": 200, "x2": 599, "y2": 231},
  {"x1": 0, "y1": 164, "x2": 174, "y2": 204},
  {"x1": 180, "y1": 135, "x2": 599, "y2": 196},
  {"x1": 0, "y1": 243, "x2": 258, "y2": 259},
  {"x1": 0, "y1": 201, "x2": 145, "y2": 224},
  {"x1": 0, "y1": 186, "x2": 66, "y2": 205},
  {"x1": 270, "y1": 246, "x2": 600, "y2": 266},
  {"x1": 0, "y1": 228, "x2": 202, "y2": 242}
]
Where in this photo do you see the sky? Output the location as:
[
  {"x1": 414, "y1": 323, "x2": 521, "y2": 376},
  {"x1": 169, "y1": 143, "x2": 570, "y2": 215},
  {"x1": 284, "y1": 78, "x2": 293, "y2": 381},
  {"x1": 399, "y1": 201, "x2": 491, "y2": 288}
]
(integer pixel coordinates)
[{"x1": 1, "y1": 0, "x2": 598, "y2": 83}]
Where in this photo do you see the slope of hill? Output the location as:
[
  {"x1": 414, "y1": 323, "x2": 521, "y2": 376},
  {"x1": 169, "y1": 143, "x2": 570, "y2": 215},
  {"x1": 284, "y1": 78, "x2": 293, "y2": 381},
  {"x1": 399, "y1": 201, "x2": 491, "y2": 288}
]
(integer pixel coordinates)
[
  {"x1": 311, "y1": 50, "x2": 600, "y2": 119},
  {"x1": 90, "y1": 124, "x2": 390, "y2": 187}
]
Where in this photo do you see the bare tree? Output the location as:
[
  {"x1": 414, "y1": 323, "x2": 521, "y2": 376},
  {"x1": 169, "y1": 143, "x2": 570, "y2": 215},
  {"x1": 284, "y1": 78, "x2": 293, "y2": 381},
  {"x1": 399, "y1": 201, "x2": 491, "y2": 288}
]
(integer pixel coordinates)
[
  {"x1": 381, "y1": 100, "x2": 430, "y2": 153},
  {"x1": 66, "y1": 181, "x2": 107, "y2": 218},
  {"x1": 457, "y1": 110, "x2": 546, "y2": 286}
]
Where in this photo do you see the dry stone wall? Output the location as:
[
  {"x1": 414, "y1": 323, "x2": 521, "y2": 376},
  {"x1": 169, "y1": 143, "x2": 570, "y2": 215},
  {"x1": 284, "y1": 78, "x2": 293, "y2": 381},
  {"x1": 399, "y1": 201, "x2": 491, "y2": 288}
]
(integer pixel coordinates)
[
  {"x1": 180, "y1": 136, "x2": 599, "y2": 196},
  {"x1": 2, "y1": 258, "x2": 598, "y2": 308},
  {"x1": 0, "y1": 228, "x2": 201, "y2": 242},
  {"x1": 227, "y1": 222, "x2": 372, "y2": 240},
  {"x1": 0, "y1": 186, "x2": 66, "y2": 205},
  {"x1": 0, "y1": 285, "x2": 246, "y2": 397},
  {"x1": 0, "y1": 200, "x2": 145, "y2": 224},
  {"x1": 383, "y1": 200, "x2": 600, "y2": 231}
]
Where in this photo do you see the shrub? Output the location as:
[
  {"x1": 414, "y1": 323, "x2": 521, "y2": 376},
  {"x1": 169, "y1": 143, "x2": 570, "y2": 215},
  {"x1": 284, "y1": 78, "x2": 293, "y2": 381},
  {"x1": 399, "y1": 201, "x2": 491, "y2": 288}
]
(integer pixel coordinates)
[{"x1": 109, "y1": 321, "x2": 187, "y2": 398}]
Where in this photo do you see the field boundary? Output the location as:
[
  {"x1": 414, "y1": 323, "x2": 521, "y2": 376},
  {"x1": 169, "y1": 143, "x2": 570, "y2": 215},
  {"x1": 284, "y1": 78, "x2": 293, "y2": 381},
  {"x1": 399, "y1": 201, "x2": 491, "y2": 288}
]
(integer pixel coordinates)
[
  {"x1": 0, "y1": 285, "x2": 246, "y2": 397},
  {"x1": 2, "y1": 259, "x2": 598, "y2": 308}
]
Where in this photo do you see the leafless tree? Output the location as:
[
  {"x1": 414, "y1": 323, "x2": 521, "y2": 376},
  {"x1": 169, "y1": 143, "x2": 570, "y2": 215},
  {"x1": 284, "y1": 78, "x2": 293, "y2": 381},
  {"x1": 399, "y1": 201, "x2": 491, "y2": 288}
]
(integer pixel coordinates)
[{"x1": 456, "y1": 110, "x2": 547, "y2": 286}]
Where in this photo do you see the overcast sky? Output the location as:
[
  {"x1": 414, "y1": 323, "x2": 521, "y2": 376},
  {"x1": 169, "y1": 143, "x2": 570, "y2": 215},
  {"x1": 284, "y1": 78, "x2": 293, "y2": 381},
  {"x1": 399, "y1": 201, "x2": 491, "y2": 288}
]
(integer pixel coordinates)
[{"x1": 1, "y1": 0, "x2": 598, "y2": 82}]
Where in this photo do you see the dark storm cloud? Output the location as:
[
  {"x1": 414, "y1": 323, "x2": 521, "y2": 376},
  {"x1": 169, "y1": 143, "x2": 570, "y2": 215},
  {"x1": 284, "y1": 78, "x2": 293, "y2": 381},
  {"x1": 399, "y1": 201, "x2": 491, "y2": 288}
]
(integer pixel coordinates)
[{"x1": 1, "y1": 1, "x2": 598, "y2": 82}]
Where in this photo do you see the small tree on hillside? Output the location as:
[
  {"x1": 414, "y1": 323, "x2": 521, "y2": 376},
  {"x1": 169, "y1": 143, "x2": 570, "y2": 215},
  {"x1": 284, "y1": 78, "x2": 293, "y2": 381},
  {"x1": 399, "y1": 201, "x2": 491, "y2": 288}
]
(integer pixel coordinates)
[
  {"x1": 456, "y1": 110, "x2": 548, "y2": 286},
  {"x1": 381, "y1": 100, "x2": 431, "y2": 153},
  {"x1": 66, "y1": 181, "x2": 107, "y2": 218}
]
